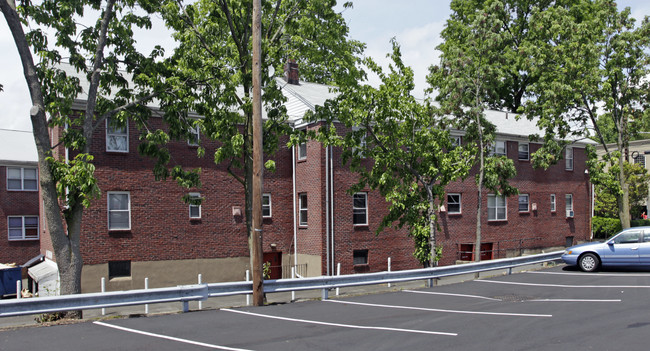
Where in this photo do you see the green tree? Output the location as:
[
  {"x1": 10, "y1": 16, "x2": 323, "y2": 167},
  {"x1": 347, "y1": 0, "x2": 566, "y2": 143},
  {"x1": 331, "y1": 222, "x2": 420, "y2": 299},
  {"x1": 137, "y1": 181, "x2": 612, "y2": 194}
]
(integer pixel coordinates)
[
  {"x1": 1, "y1": 0, "x2": 198, "y2": 317},
  {"x1": 310, "y1": 40, "x2": 474, "y2": 266},
  {"x1": 157, "y1": 0, "x2": 363, "y2": 274},
  {"x1": 429, "y1": 0, "x2": 518, "y2": 263},
  {"x1": 594, "y1": 159, "x2": 650, "y2": 219},
  {"x1": 522, "y1": 0, "x2": 650, "y2": 228}
]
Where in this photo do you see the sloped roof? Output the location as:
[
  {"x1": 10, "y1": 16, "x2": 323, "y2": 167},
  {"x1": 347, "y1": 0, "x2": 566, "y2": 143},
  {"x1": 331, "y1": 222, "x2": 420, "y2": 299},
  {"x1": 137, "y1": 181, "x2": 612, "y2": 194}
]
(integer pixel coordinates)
[{"x1": 0, "y1": 129, "x2": 38, "y2": 165}]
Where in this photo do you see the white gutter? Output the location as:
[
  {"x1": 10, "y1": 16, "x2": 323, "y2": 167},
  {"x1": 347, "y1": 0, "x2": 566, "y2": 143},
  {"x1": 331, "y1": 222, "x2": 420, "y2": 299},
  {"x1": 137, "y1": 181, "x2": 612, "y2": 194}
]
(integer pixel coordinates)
[
  {"x1": 292, "y1": 144, "x2": 298, "y2": 267},
  {"x1": 330, "y1": 145, "x2": 335, "y2": 276},
  {"x1": 325, "y1": 144, "x2": 330, "y2": 276}
]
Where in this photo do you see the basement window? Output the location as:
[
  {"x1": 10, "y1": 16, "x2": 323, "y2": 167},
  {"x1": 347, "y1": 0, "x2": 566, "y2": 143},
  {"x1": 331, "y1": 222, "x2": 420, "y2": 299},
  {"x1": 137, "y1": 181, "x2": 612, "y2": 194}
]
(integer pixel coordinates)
[
  {"x1": 353, "y1": 250, "x2": 368, "y2": 265},
  {"x1": 108, "y1": 260, "x2": 131, "y2": 279}
]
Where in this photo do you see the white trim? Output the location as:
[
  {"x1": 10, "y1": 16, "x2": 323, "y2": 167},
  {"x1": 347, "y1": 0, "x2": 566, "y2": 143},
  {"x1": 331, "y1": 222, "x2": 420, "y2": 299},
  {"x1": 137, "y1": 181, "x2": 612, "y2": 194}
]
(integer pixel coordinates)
[
  {"x1": 7, "y1": 215, "x2": 39, "y2": 241},
  {"x1": 550, "y1": 194, "x2": 556, "y2": 212},
  {"x1": 298, "y1": 193, "x2": 308, "y2": 226},
  {"x1": 107, "y1": 192, "x2": 131, "y2": 230},
  {"x1": 262, "y1": 193, "x2": 272, "y2": 218},
  {"x1": 6, "y1": 166, "x2": 38, "y2": 191},
  {"x1": 187, "y1": 124, "x2": 200, "y2": 146},
  {"x1": 106, "y1": 118, "x2": 129, "y2": 153},
  {"x1": 565, "y1": 147, "x2": 574, "y2": 171},
  {"x1": 352, "y1": 192, "x2": 368, "y2": 226},
  {"x1": 189, "y1": 192, "x2": 201, "y2": 219},
  {"x1": 565, "y1": 193, "x2": 574, "y2": 218},
  {"x1": 518, "y1": 142, "x2": 529, "y2": 161},
  {"x1": 488, "y1": 194, "x2": 507, "y2": 221},
  {"x1": 447, "y1": 193, "x2": 462, "y2": 214},
  {"x1": 518, "y1": 194, "x2": 530, "y2": 212}
]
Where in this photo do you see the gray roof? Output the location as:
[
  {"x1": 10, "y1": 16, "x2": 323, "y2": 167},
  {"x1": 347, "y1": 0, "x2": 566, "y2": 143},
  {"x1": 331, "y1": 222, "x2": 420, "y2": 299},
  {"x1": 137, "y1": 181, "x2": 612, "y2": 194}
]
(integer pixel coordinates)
[{"x1": 0, "y1": 129, "x2": 38, "y2": 164}]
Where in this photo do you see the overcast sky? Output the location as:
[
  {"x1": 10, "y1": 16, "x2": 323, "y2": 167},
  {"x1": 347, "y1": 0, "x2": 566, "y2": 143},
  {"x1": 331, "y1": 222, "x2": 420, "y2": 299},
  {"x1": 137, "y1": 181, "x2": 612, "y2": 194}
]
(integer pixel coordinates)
[{"x1": 1, "y1": 0, "x2": 649, "y2": 133}]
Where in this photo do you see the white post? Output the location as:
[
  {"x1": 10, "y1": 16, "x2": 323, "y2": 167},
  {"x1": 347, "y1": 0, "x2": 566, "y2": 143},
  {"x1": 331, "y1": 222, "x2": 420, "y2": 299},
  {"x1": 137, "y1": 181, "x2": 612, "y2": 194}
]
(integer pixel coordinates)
[
  {"x1": 101, "y1": 277, "x2": 106, "y2": 316},
  {"x1": 144, "y1": 277, "x2": 149, "y2": 314},
  {"x1": 335, "y1": 262, "x2": 341, "y2": 296},
  {"x1": 246, "y1": 270, "x2": 251, "y2": 306},
  {"x1": 198, "y1": 274, "x2": 203, "y2": 310},
  {"x1": 291, "y1": 267, "x2": 296, "y2": 301},
  {"x1": 388, "y1": 257, "x2": 392, "y2": 288},
  {"x1": 16, "y1": 280, "x2": 21, "y2": 299}
]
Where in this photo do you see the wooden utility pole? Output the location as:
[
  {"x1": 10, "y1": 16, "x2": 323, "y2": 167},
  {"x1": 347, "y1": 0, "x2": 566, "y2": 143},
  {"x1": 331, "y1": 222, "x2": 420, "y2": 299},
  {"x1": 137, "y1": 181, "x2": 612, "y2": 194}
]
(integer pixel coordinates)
[{"x1": 251, "y1": 0, "x2": 264, "y2": 305}]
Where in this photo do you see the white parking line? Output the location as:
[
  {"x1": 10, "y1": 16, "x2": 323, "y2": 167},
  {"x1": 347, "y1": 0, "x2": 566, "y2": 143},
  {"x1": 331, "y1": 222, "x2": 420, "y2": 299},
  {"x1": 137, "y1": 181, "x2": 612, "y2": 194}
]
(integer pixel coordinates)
[
  {"x1": 93, "y1": 321, "x2": 252, "y2": 351},
  {"x1": 221, "y1": 308, "x2": 456, "y2": 336},
  {"x1": 403, "y1": 289, "x2": 501, "y2": 301},
  {"x1": 529, "y1": 299, "x2": 621, "y2": 302},
  {"x1": 527, "y1": 271, "x2": 650, "y2": 277},
  {"x1": 477, "y1": 280, "x2": 650, "y2": 288},
  {"x1": 324, "y1": 299, "x2": 552, "y2": 318}
]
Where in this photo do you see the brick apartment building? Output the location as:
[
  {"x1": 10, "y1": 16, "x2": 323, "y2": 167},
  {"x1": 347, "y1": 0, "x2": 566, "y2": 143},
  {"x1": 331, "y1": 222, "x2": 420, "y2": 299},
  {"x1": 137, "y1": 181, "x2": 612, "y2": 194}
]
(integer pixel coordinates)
[
  {"x1": 0, "y1": 129, "x2": 41, "y2": 266},
  {"x1": 36, "y1": 66, "x2": 592, "y2": 293}
]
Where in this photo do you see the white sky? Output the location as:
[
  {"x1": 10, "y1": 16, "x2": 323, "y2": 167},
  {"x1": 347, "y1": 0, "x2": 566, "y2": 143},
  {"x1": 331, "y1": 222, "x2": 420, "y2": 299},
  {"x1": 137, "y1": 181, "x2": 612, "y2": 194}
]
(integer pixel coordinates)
[{"x1": 1, "y1": 0, "x2": 649, "y2": 133}]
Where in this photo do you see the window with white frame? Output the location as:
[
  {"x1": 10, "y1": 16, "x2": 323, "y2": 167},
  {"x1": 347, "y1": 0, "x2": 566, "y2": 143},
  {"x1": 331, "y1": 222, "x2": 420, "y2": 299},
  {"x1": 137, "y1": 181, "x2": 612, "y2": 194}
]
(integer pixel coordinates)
[
  {"x1": 518, "y1": 194, "x2": 530, "y2": 212},
  {"x1": 298, "y1": 130, "x2": 307, "y2": 160},
  {"x1": 565, "y1": 147, "x2": 574, "y2": 170},
  {"x1": 189, "y1": 192, "x2": 201, "y2": 219},
  {"x1": 7, "y1": 216, "x2": 39, "y2": 240},
  {"x1": 106, "y1": 118, "x2": 129, "y2": 152},
  {"x1": 518, "y1": 143, "x2": 529, "y2": 161},
  {"x1": 299, "y1": 193, "x2": 308, "y2": 226},
  {"x1": 188, "y1": 124, "x2": 200, "y2": 146},
  {"x1": 634, "y1": 153, "x2": 646, "y2": 167},
  {"x1": 262, "y1": 193, "x2": 272, "y2": 218},
  {"x1": 450, "y1": 135, "x2": 462, "y2": 148},
  {"x1": 353, "y1": 192, "x2": 368, "y2": 225},
  {"x1": 491, "y1": 140, "x2": 506, "y2": 156},
  {"x1": 550, "y1": 194, "x2": 556, "y2": 212},
  {"x1": 447, "y1": 193, "x2": 461, "y2": 214},
  {"x1": 488, "y1": 194, "x2": 507, "y2": 221},
  {"x1": 566, "y1": 194, "x2": 574, "y2": 217},
  {"x1": 7, "y1": 167, "x2": 38, "y2": 191},
  {"x1": 108, "y1": 192, "x2": 131, "y2": 230}
]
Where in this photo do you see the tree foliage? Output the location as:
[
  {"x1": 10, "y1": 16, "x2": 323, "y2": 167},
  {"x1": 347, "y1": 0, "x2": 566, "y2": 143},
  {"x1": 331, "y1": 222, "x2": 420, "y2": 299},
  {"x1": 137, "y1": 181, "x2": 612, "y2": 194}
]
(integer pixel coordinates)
[
  {"x1": 594, "y1": 158, "x2": 650, "y2": 219},
  {"x1": 310, "y1": 40, "x2": 474, "y2": 266}
]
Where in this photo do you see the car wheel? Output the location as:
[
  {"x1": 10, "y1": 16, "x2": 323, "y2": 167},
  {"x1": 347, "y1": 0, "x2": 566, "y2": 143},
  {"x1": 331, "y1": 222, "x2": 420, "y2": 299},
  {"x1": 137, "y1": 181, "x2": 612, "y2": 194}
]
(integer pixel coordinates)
[{"x1": 578, "y1": 253, "x2": 600, "y2": 272}]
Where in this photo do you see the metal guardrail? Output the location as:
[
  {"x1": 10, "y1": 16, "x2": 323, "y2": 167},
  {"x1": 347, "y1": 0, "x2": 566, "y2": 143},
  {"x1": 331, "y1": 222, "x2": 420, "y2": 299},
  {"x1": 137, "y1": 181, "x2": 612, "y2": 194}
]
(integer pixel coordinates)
[{"x1": 0, "y1": 251, "x2": 562, "y2": 317}]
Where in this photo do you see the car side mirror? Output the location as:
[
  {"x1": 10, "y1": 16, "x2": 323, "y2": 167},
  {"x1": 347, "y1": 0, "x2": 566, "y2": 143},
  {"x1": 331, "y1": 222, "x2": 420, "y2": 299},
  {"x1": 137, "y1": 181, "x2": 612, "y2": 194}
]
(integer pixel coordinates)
[{"x1": 607, "y1": 240, "x2": 614, "y2": 245}]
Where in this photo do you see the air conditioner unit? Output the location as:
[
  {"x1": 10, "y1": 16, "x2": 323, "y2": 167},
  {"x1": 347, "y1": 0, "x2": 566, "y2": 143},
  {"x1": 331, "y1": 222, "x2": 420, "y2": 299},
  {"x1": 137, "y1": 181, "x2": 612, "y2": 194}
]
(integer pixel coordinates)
[{"x1": 566, "y1": 210, "x2": 574, "y2": 218}]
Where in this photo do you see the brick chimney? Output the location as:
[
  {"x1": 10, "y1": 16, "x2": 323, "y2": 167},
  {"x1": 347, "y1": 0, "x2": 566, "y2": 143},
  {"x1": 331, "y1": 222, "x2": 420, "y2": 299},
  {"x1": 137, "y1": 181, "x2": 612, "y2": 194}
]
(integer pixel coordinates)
[{"x1": 284, "y1": 59, "x2": 299, "y2": 85}]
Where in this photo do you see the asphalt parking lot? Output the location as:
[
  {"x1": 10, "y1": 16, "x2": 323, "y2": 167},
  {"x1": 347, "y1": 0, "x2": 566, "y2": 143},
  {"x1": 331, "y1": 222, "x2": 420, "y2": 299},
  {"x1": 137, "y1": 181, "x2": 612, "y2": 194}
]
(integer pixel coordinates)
[{"x1": 3, "y1": 264, "x2": 650, "y2": 350}]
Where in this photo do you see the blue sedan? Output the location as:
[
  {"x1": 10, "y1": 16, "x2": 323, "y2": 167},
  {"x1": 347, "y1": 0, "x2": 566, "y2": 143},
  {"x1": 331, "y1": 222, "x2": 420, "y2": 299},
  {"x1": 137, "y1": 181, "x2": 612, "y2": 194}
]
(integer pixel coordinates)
[{"x1": 562, "y1": 227, "x2": 650, "y2": 272}]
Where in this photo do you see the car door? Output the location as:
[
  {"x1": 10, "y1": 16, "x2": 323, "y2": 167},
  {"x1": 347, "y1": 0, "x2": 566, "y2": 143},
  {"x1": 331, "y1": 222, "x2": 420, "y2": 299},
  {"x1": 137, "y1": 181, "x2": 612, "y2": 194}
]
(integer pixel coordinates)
[
  {"x1": 603, "y1": 230, "x2": 642, "y2": 265},
  {"x1": 638, "y1": 229, "x2": 650, "y2": 265}
]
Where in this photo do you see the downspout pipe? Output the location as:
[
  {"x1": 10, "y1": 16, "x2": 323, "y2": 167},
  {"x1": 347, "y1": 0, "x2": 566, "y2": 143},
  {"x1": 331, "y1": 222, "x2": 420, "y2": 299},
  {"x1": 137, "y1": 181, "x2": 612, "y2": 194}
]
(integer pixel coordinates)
[
  {"x1": 330, "y1": 145, "x2": 335, "y2": 276},
  {"x1": 292, "y1": 143, "x2": 298, "y2": 267},
  {"x1": 325, "y1": 144, "x2": 330, "y2": 276}
]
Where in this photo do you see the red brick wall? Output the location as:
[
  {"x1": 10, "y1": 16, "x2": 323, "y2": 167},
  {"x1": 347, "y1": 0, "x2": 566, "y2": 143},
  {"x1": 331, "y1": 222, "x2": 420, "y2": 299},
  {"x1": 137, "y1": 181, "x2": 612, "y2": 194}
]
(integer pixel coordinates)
[{"x1": 0, "y1": 165, "x2": 41, "y2": 265}]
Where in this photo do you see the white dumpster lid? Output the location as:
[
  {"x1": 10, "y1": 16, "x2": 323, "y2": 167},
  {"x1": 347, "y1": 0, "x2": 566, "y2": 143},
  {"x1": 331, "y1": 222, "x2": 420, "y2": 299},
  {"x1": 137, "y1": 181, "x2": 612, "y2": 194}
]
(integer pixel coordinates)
[{"x1": 28, "y1": 260, "x2": 58, "y2": 282}]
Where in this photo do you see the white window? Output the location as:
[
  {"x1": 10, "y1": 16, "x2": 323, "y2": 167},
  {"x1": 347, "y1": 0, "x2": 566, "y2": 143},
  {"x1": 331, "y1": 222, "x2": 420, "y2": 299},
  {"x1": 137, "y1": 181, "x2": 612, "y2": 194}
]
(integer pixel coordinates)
[
  {"x1": 106, "y1": 118, "x2": 129, "y2": 152},
  {"x1": 298, "y1": 142, "x2": 307, "y2": 160},
  {"x1": 447, "y1": 193, "x2": 461, "y2": 214},
  {"x1": 566, "y1": 194, "x2": 574, "y2": 218},
  {"x1": 491, "y1": 140, "x2": 506, "y2": 156},
  {"x1": 565, "y1": 147, "x2": 574, "y2": 171},
  {"x1": 634, "y1": 153, "x2": 645, "y2": 167},
  {"x1": 518, "y1": 143, "x2": 529, "y2": 161},
  {"x1": 108, "y1": 192, "x2": 131, "y2": 230},
  {"x1": 262, "y1": 193, "x2": 272, "y2": 218},
  {"x1": 8, "y1": 216, "x2": 39, "y2": 240},
  {"x1": 550, "y1": 194, "x2": 556, "y2": 212},
  {"x1": 450, "y1": 135, "x2": 462, "y2": 148},
  {"x1": 7, "y1": 167, "x2": 38, "y2": 191},
  {"x1": 518, "y1": 194, "x2": 529, "y2": 212},
  {"x1": 188, "y1": 124, "x2": 200, "y2": 146},
  {"x1": 353, "y1": 192, "x2": 368, "y2": 225},
  {"x1": 189, "y1": 192, "x2": 201, "y2": 219},
  {"x1": 299, "y1": 193, "x2": 308, "y2": 226},
  {"x1": 488, "y1": 194, "x2": 507, "y2": 221}
]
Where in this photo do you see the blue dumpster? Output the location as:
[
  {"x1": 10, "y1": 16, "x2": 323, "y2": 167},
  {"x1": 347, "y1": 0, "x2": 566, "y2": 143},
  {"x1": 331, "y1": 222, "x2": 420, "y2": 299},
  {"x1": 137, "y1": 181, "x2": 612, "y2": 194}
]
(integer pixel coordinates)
[{"x1": 0, "y1": 264, "x2": 22, "y2": 297}]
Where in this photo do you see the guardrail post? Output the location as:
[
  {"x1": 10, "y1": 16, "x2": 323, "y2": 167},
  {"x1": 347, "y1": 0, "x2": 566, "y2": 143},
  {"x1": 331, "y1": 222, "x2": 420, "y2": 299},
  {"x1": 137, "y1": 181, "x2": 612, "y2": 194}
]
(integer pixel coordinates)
[
  {"x1": 198, "y1": 274, "x2": 203, "y2": 310},
  {"x1": 246, "y1": 270, "x2": 251, "y2": 306},
  {"x1": 291, "y1": 267, "x2": 296, "y2": 301},
  {"x1": 336, "y1": 263, "x2": 341, "y2": 296},
  {"x1": 16, "y1": 280, "x2": 21, "y2": 299},
  {"x1": 101, "y1": 277, "x2": 106, "y2": 316},
  {"x1": 387, "y1": 257, "x2": 392, "y2": 288},
  {"x1": 508, "y1": 267, "x2": 513, "y2": 275},
  {"x1": 322, "y1": 288, "x2": 329, "y2": 300},
  {"x1": 145, "y1": 278, "x2": 149, "y2": 314}
]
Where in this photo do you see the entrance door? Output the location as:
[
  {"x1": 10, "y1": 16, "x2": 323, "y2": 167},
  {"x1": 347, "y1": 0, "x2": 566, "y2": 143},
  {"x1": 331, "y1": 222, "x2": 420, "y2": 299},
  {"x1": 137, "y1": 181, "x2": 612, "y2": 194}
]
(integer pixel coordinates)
[{"x1": 263, "y1": 251, "x2": 282, "y2": 279}]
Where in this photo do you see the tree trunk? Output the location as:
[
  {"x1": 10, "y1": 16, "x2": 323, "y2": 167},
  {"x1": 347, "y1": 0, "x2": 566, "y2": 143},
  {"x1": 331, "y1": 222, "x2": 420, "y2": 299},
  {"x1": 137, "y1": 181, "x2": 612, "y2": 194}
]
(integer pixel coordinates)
[{"x1": 428, "y1": 192, "x2": 437, "y2": 267}]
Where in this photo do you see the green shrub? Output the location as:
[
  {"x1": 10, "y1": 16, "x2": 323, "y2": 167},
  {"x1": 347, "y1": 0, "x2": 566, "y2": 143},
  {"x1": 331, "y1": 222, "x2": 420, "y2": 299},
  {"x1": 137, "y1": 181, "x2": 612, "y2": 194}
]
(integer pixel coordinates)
[
  {"x1": 592, "y1": 216, "x2": 622, "y2": 239},
  {"x1": 631, "y1": 219, "x2": 650, "y2": 227}
]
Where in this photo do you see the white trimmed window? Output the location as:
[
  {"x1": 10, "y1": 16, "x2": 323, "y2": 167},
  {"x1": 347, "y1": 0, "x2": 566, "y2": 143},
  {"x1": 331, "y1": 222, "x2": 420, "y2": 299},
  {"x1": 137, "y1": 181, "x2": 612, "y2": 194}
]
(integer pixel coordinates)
[
  {"x1": 299, "y1": 193, "x2": 308, "y2": 226},
  {"x1": 447, "y1": 193, "x2": 461, "y2": 214},
  {"x1": 108, "y1": 192, "x2": 131, "y2": 230},
  {"x1": 189, "y1": 192, "x2": 201, "y2": 219},
  {"x1": 188, "y1": 124, "x2": 200, "y2": 146},
  {"x1": 8, "y1": 216, "x2": 39, "y2": 240},
  {"x1": 518, "y1": 194, "x2": 530, "y2": 212},
  {"x1": 518, "y1": 143, "x2": 529, "y2": 161},
  {"x1": 491, "y1": 140, "x2": 506, "y2": 156},
  {"x1": 634, "y1": 153, "x2": 645, "y2": 167},
  {"x1": 353, "y1": 192, "x2": 368, "y2": 226},
  {"x1": 106, "y1": 118, "x2": 129, "y2": 152},
  {"x1": 262, "y1": 193, "x2": 272, "y2": 218},
  {"x1": 298, "y1": 141, "x2": 307, "y2": 160},
  {"x1": 565, "y1": 147, "x2": 574, "y2": 171},
  {"x1": 450, "y1": 135, "x2": 462, "y2": 148},
  {"x1": 566, "y1": 194, "x2": 574, "y2": 218},
  {"x1": 488, "y1": 194, "x2": 507, "y2": 221},
  {"x1": 7, "y1": 167, "x2": 38, "y2": 191},
  {"x1": 550, "y1": 194, "x2": 556, "y2": 212}
]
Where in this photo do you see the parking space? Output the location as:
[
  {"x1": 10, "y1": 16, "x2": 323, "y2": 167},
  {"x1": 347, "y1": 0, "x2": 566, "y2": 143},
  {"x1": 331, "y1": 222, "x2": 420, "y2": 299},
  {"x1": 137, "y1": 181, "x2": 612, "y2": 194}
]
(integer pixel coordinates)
[{"x1": 4, "y1": 265, "x2": 650, "y2": 350}]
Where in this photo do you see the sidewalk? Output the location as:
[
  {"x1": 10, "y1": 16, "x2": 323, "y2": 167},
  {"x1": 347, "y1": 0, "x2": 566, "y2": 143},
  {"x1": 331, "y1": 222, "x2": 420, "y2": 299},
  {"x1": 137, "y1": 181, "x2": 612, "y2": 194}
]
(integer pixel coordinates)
[{"x1": 0, "y1": 262, "x2": 555, "y2": 330}]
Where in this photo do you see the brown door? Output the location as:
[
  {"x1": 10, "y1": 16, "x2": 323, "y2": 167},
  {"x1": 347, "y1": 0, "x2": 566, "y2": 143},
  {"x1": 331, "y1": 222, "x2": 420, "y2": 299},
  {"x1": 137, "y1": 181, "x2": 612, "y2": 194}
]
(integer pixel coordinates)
[{"x1": 263, "y1": 251, "x2": 282, "y2": 279}]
